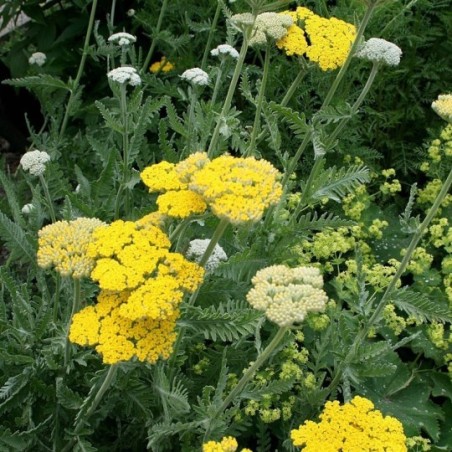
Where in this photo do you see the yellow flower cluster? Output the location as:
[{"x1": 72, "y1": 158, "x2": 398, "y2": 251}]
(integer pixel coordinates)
[
  {"x1": 189, "y1": 155, "x2": 282, "y2": 224},
  {"x1": 202, "y1": 436, "x2": 252, "y2": 452},
  {"x1": 141, "y1": 153, "x2": 282, "y2": 224},
  {"x1": 69, "y1": 290, "x2": 178, "y2": 364},
  {"x1": 246, "y1": 265, "x2": 328, "y2": 326},
  {"x1": 291, "y1": 396, "x2": 407, "y2": 451},
  {"x1": 432, "y1": 94, "x2": 452, "y2": 123},
  {"x1": 37, "y1": 218, "x2": 105, "y2": 278},
  {"x1": 277, "y1": 7, "x2": 356, "y2": 71},
  {"x1": 149, "y1": 56, "x2": 174, "y2": 73},
  {"x1": 141, "y1": 154, "x2": 208, "y2": 219},
  {"x1": 87, "y1": 220, "x2": 204, "y2": 320}
]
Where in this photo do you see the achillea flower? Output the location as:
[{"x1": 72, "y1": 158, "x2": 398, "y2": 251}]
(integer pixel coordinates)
[
  {"x1": 175, "y1": 152, "x2": 210, "y2": 183},
  {"x1": 108, "y1": 32, "x2": 136, "y2": 46},
  {"x1": 246, "y1": 265, "x2": 327, "y2": 326},
  {"x1": 249, "y1": 12, "x2": 293, "y2": 47},
  {"x1": 69, "y1": 290, "x2": 178, "y2": 365},
  {"x1": 186, "y1": 238, "x2": 228, "y2": 272},
  {"x1": 29, "y1": 52, "x2": 46, "y2": 66},
  {"x1": 37, "y1": 218, "x2": 106, "y2": 278},
  {"x1": 211, "y1": 44, "x2": 240, "y2": 59},
  {"x1": 355, "y1": 38, "x2": 402, "y2": 66},
  {"x1": 87, "y1": 220, "x2": 171, "y2": 291},
  {"x1": 21, "y1": 203, "x2": 34, "y2": 214},
  {"x1": 291, "y1": 396, "x2": 407, "y2": 451},
  {"x1": 230, "y1": 13, "x2": 255, "y2": 33},
  {"x1": 277, "y1": 7, "x2": 356, "y2": 71},
  {"x1": 189, "y1": 155, "x2": 282, "y2": 225},
  {"x1": 203, "y1": 436, "x2": 252, "y2": 452},
  {"x1": 107, "y1": 66, "x2": 141, "y2": 86},
  {"x1": 180, "y1": 68, "x2": 210, "y2": 86},
  {"x1": 432, "y1": 94, "x2": 452, "y2": 123},
  {"x1": 20, "y1": 150, "x2": 50, "y2": 176},
  {"x1": 156, "y1": 190, "x2": 207, "y2": 218},
  {"x1": 141, "y1": 161, "x2": 187, "y2": 192},
  {"x1": 149, "y1": 57, "x2": 175, "y2": 73}
]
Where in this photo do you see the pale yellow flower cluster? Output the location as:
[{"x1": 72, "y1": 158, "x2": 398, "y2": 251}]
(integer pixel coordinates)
[
  {"x1": 141, "y1": 153, "x2": 282, "y2": 225},
  {"x1": 432, "y1": 94, "x2": 452, "y2": 123},
  {"x1": 246, "y1": 265, "x2": 327, "y2": 326},
  {"x1": 37, "y1": 218, "x2": 106, "y2": 278},
  {"x1": 202, "y1": 436, "x2": 253, "y2": 452},
  {"x1": 277, "y1": 6, "x2": 356, "y2": 71},
  {"x1": 291, "y1": 396, "x2": 407, "y2": 451}
]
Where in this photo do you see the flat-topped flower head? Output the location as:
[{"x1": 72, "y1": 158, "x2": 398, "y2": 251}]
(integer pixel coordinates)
[
  {"x1": 38, "y1": 218, "x2": 106, "y2": 278},
  {"x1": 291, "y1": 396, "x2": 407, "y2": 451},
  {"x1": 230, "y1": 13, "x2": 255, "y2": 33},
  {"x1": 355, "y1": 38, "x2": 402, "y2": 66},
  {"x1": 181, "y1": 68, "x2": 209, "y2": 86},
  {"x1": 203, "y1": 436, "x2": 239, "y2": 452},
  {"x1": 186, "y1": 238, "x2": 228, "y2": 272},
  {"x1": 211, "y1": 44, "x2": 240, "y2": 60},
  {"x1": 246, "y1": 265, "x2": 328, "y2": 326},
  {"x1": 20, "y1": 149, "x2": 50, "y2": 176},
  {"x1": 69, "y1": 290, "x2": 179, "y2": 365},
  {"x1": 107, "y1": 66, "x2": 141, "y2": 86},
  {"x1": 432, "y1": 94, "x2": 452, "y2": 123},
  {"x1": 108, "y1": 32, "x2": 136, "y2": 46},
  {"x1": 189, "y1": 155, "x2": 282, "y2": 225},
  {"x1": 29, "y1": 52, "x2": 46, "y2": 66},
  {"x1": 277, "y1": 7, "x2": 356, "y2": 71},
  {"x1": 149, "y1": 56, "x2": 175, "y2": 73},
  {"x1": 156, "y1": 190, "x2": 207, "y2": 218},
  {"x1": 249, "y1": 12, "x2": 293, "y2": 47},
  {"x1": 141, "y1": 161, "x2": 187, "y2": 192}
]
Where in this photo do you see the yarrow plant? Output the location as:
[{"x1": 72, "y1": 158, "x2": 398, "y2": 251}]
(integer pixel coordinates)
[
  {"x1": 20, "y1": 149, "x2": 50, "y2": 176},
  {"x1": 107, "y1": 66, "x2": 141, "y2": 86},
  {"x1": 28, "y1": 51, "x2": 46, "y2": 66},
  {"x1": 355, "y1": 37, "x2": 402, "y2": 66},
  {"x1": 180, "y1": 67, "x2": 210, "y2": 86},
  {"x1": 211, "y1": 44, "x2": 239, "y2": 60},
  {"x1": 432, "y1": 94, "x2": 452, "y2": 123},
  {"x1": 108, "y1": 32, "x2": 136, "y2": 46}
]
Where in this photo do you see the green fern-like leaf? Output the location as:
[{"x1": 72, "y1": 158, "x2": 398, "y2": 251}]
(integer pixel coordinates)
[
  {"x1": 179, "y1": 300, "x2": 262, "y2": 342},
  {"x1": 0, "y1": 426, "x2": 30, "y2": 450},
  {"x1": 0, "y1": 170, "x2": 26, "y2": 228},
  {"x1": 313, "y1": 103, "x2": 354, "y2": 126},
  {"x1": 306, "y1": 161, "x2": 370, "y2": 203},
  {"x1": 295, "y1": 211, "x2": 355, "y2": 231},
  {"x1": 95, "y1": 100, "x2": 123, "y2": 133},
  {"x1": 56, "y1": 377, "x2": 83, "y2": 410},
  {"x1": 390, "y1": 287, "x2": 452, "y2": 323},
  {"x1": 267, "y1": 101, "x2": 309, "y2": 142},
  {"x1": 165, "y1": 99, "x2": 188, "y2": 138},
  {"x1": 0, "y1": 212, "x2": 37, "y2": 264},
  {"x1": 2, "y1": 74, "x2": 69, "y2": 91}
]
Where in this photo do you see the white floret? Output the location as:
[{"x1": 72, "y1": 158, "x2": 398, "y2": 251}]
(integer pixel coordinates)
[
  {"x1": 20, "y1": 150, "x2": 51, "y2": 176},
  {"x1": 180, "y1": 68, "x2": 210, "y2": 86},
  {"x1": 29, "y1": 52, "x2": 47, "y2": 66},
  {"x1": 108, "y1": 32, "x2": 136, "y2": 46},
  {"x1": 211, "y1": 44, "x2": 240, "y2": 59},
  {"x1": 355, "y1": 38, "x2": 402, "y2": 66},
  {"x1": 107, "y1": 66, "x2": 141, "y2": 86},
  {"x1": 186, "y1": 238, "x2": 228, "y2": 272}
]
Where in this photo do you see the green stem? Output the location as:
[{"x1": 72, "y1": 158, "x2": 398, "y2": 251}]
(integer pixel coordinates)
[
  {"x1": 205, "y1": 327, "x2": 289, "y2": 439},
  {"x1": 64, "y1": 278, "x2": 81, "y2": 368},
  {"x1": 280, "y1": 63, "x2": 307, "y2": 108},
  {"x1": 211, "y1": 62, "x2": 224, "y2": 107},
  {"x1": 326, "y1": 62, "x2": 380, "y2": 148},
  {"x1": 198, "y1": 218, "x2": 229, "y2": 268},
  {"x1": 185, "y1": 87, "x2": 198, "y2": 155},
  {"x1": 141, "y1": 0, "x2": 169, "y2": 73},
  {"x1": 326, "y1": 166, "x2": 452, "y2": 397},
  {"x1": 52, "y1": 274, "x2": 61, "y2": 323},
  {"x1": 39, "y1": 174, "x2": 56, "y2": 223},
  {"x1": 207, "y1": 35, "x2": 251, "y2": 158},
  {"x1": 59, "y1": 0, "x2": 98, "y2": 140},
  {"x1": 245, "y1": 44, "x2": 271, "y2": 157},
  {"x1": 109, "y1": 0, "x2": 117, "y2": 29},
  {"x1": 201, "y1": 1, "x2": 222, "y2": 70},
  {"x1": 62, "y1": 365, "x2": 119, "y2": 452}
]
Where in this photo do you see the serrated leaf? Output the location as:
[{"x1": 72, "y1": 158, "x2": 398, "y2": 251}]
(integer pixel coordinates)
[
  {"x1": 267, "y1": 101, "x2": 309, "y2": 141},
  {"x1": 295, "y1": 211, "x2": 355, "y2": 231},
  {"x1": 0, "y1": 426, "x2": 30, "y2": 450},
  {"x1": 95, "y1": 100, "x2": 123, "y2": 133},
  {"x1": 165, "y1": 99, "x2": 188, "y2": 137},
  {"x1": 56, "y1": 377, "x2": 83, "y2": 410},
  {"x1": 2, "y1": 74, "x2": 69, "y2": 91},
  {"x1": 391, "y1": 287, "x2": 452, "y2": 323},
  {"x1": 0, "y1": 170, "x2": 26, "y2": 228},
  {"x1": 0, "y1": 212, "x2": 37, "y2": 264},
  {"x1": 313, "y1": 103, "x2": 354, "y2": 125}
]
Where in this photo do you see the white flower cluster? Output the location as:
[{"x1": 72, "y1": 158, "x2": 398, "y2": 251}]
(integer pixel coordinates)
[
  {"x1": 29, "y1": 52, "x2": 46, "y2": 66},
  {"x1": 246, "y1": 265, "x2": 328, "y2": 327},
  {"x1": 108, "y1": 32, "x2": 136, "y2": 46},
  {"x1": 107, "y1": 66, "x2": 141, "y2": 86},
  {"x1": 230, "y1": 13, "x2": 255, "y2": 33},
  {"x1": 249, "y1": 12, "x2": 293, "y2": 47},
  {"x1": 180, "y1": 68, "x2": 210, "y2": 86},
  {"x1": 186, "y1": 239, "x2": 228, "y2": 272},
  {"x1": 355, "y1": 38, "x2": 402, "y2": 67},
  {"x1": 211, "y1": 44, "x2": 239, "y2": 60},
  {"x1": 20, "y1": 150, "x2": 51, "y2": 176},
  {"x1": 432, "y1": 94, "x2": 452, "y2": 123}
]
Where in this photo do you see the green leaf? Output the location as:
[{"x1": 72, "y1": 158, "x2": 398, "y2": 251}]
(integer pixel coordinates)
[
  {"x1": 295, "y1": 211, "x2": 355, "y2": 231},
  {"x1": 0, "y1": 212, "x2": 37, "y2": 264},
  {"x1": 391, "y1": 287, "x2": 452, "y2": 323},
  {"x1": 2, "y1": 74, "x2": 69, "y2": 91},
  {"x1": 0, "y1": 426, "x2": 30, "y2": 450},
  {"x1": 267, "y1": 101, "x2": 309, "y2": 142},
  {"x1": 0, "y1": 170, "x2": 26, "y2": 228},
  {"x1": 306, "y1": 161, "x2": 370, "y2": 203},
  {"x1": 56, "y1": 377, "x2": 83, "y2": 410},
  {"x1": 313, "y1": 103, "x2": 354, "y2": 126},
  {"x1": 180, "y1": 300, "x2": 261, "y2": 342},
  {"x1": 165, "y1": 99, "x2": 188, "y2": 138},
  {"x1": 95, "y1": 100, "x2": 123, "y2": 133}
]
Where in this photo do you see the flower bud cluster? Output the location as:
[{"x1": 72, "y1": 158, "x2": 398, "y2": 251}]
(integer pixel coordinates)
[
  {"x1": 186, "y1": 238, "x2": 228, "y2": 272},
  {"x1": 107, "y1": 66, "x2": 141, "y2": 86},
  {"x1": 249, "y1": 12, "x2": 293, "y2": 47},
  {"x1": 246, "y1": 265, "x2": 327, "y2": 326},
  {"x1": 355, "y1": 37, "x2": 402, "y2": 66},
  {"x1": 20, "y1": 150, "x2": 51, "y2": 176}
]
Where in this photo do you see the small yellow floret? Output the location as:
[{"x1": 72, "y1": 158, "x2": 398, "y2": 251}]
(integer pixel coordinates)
[{"x1": 149, "y1": 57, "x2": 174, "y2": 73}]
